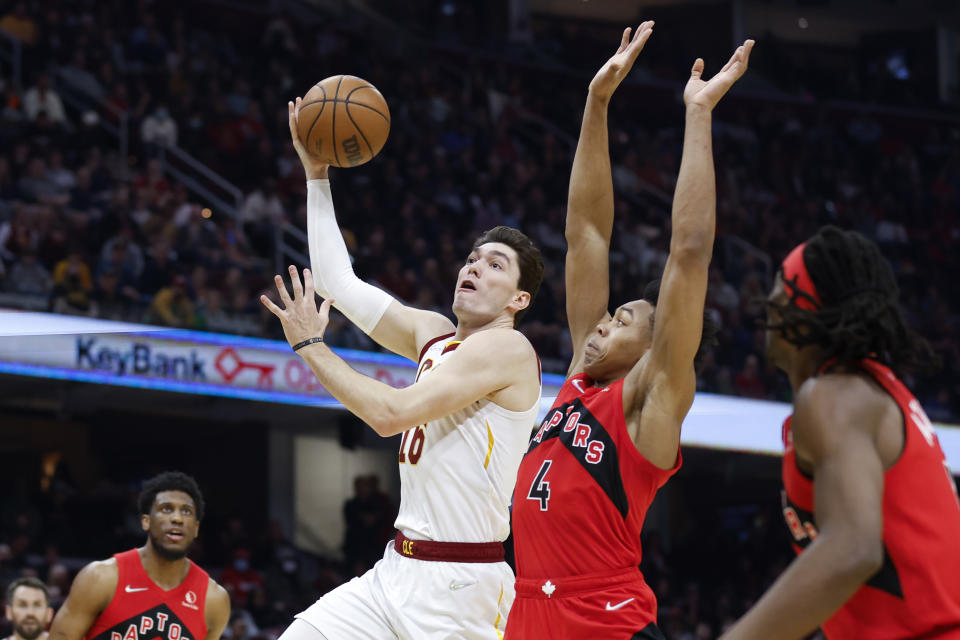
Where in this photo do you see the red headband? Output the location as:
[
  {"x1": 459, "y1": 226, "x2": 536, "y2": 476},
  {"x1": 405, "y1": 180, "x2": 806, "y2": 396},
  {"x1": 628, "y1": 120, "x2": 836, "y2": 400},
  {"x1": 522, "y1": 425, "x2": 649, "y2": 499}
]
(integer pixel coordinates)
[{"x1": 781, "y1": 243, "x2": 822, "y2": 310}]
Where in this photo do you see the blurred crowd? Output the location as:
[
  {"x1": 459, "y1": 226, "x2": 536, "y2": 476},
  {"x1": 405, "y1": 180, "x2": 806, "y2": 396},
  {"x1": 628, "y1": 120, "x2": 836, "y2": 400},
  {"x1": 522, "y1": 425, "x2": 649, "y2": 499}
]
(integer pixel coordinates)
[{"x1": 0, "y1": 0, "x2": 957, "y2": 418}]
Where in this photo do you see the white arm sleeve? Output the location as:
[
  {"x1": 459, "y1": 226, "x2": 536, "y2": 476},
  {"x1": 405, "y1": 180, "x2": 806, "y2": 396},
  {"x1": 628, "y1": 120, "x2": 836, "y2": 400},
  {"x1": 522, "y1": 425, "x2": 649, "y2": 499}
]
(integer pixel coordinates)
[{"x1": 307, "y1": 179, "x2": 392, "y2": 334}]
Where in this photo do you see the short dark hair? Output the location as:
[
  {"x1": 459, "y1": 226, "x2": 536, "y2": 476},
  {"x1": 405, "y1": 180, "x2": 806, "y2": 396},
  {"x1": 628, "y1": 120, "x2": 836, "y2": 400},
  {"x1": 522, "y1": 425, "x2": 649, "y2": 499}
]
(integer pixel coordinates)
[
  {"x1": 471, "y1": 226, "x2": 544, "y2": 326},
  {"x1": 137, "y1": 471, "x2": 205, "y2": 522},
  {"x1": 641, "y1": 279, "x2": 719, "y2": 364},
  {"x1": 6, "y1": 577, "x2": 49, "y2": 606},
  {"x1": 769, "y1": 226, "x2": 938, "y2": 376}
]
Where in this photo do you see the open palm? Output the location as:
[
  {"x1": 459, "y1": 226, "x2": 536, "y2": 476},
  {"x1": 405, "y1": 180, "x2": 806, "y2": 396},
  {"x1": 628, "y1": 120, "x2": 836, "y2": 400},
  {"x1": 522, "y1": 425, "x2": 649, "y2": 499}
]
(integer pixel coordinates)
[
  {"x1": 684, "y1": 40, "x2": 755, "y2": 110},
  {"x1": 588, "y1": 21, "x2": 655, "y2": 101}
]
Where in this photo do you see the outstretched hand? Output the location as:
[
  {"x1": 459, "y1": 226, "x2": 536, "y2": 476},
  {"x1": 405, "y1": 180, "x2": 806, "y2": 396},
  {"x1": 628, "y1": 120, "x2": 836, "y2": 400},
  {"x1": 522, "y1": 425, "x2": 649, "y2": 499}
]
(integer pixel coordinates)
[
  {"x1": 288, "y1": 97, "x2": 329, "y2": 180},
  {"x1": 261, "y1": 265, "x2": 335, "y2": 349},
  {"x1": 588, "y1": 21, "x2": 655, "y2": 102},
  {"x1": 684, "y1": 39, "x2": 755, "y2": 111}
]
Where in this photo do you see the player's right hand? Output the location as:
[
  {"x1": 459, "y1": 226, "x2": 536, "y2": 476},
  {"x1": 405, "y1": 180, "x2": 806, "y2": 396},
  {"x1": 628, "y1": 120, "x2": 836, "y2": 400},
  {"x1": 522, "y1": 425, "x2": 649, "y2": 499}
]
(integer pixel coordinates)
[
  {"x1": 289, "y1": 97, "x2": 329, "y2": 181},
  {"x1": 588, "y1": 21, "x2": 654, "y2": 103}
]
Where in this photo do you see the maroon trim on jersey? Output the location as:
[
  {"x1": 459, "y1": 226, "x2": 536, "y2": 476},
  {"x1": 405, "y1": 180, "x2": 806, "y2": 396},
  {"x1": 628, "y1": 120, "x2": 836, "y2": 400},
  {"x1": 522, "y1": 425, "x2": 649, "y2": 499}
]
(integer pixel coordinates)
[
  {"x1": 418, "y1": 332, "x2": 455, "y2": 362},
  {"x1": 440, "y1": 341, "x2": 461, "y2": 355},
  {"x1": 393, "y1": 531, "x2": 505, "y2": 563}
]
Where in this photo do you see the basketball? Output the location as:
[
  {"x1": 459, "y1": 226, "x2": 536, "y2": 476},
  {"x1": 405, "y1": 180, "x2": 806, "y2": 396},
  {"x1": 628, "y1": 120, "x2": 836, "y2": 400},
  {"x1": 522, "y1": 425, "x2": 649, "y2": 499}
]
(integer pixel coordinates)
[{"x1": 296, "y1": 75, "x2": 391, "y2": 168}]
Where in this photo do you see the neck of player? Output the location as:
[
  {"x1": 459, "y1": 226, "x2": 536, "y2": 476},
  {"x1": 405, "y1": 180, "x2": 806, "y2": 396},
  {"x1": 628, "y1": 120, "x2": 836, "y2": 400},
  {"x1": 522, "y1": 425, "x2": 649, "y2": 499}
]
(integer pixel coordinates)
[
  {"x1": 783, "y1": 346, "x2": 826, "y2": 393},
  {"x1": 452, "y1": 312, "x2": 515, "y2": 341},
  {"x1": 140, "y1": 543, "x2": 191, "y2": 589}
]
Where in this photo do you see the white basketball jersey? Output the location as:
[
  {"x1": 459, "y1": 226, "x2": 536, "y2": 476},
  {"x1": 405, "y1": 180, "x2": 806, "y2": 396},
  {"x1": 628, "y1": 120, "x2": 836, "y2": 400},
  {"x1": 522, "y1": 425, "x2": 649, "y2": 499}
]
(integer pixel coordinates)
[{"x1": 394, "y1": 332, "x2": 540, "y2": 543}]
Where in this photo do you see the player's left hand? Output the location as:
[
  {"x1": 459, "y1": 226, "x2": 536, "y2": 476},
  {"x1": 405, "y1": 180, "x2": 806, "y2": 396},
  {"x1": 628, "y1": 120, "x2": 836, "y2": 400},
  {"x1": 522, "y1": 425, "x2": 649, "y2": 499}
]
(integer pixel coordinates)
[
  {"x1": 683, "y1": 39, "x2": 755, "y2": 111},
  {"x1": 260, "y1": 265, "x2": 334, "y2": 349}
]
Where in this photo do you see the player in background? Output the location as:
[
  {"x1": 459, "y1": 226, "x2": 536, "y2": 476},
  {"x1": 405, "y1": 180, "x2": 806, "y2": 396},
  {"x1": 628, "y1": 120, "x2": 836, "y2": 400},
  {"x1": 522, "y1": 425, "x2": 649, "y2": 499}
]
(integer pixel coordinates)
[
  {"x1": 722, "y1": 227, "x2": 960, "y2": 639},
  {"x1": 4, "y1": 578, "x2": 53, "y2": 640},
  {"x1": 47, "y1": 472, "x2": 230, "y2": 640},
  {"x1": 260, "y1": 99, "x2": 543, "y2": 639},
  {"x1": 506, "y1": 24, "x2": 753, "y2": 639}
]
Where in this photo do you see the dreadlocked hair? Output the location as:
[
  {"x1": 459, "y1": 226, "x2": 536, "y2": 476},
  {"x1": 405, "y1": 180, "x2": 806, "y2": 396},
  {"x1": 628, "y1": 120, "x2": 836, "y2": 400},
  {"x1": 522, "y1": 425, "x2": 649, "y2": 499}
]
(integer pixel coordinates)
[{"x1": 769, "y1": 225, "x2": 938, "y2": 376}]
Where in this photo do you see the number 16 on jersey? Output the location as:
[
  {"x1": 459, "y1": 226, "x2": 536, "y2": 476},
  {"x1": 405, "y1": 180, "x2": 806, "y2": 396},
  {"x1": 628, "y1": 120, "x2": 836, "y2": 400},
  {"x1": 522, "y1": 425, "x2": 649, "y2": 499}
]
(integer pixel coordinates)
[{"x1": 527, "y1": 460, "x2": 552, "y2": 511}]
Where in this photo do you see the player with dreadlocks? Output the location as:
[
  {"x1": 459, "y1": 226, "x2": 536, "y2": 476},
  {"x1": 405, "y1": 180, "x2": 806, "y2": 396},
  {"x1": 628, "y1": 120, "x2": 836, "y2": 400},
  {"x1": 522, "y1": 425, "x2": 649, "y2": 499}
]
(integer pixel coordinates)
[{"x1": 723, "y1": 225, "x2": 960, "y2": 639}]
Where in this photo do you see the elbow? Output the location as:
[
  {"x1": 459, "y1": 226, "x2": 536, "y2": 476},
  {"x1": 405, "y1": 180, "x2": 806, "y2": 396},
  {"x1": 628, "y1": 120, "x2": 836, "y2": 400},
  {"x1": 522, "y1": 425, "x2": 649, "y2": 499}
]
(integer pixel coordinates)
[
  {"x1": 369, "y1": 406, "x2": 410, "y2": 438},
  {"x1": 670, "y1": 231, "x2": 714, "y2": 263},
  {"x1": 834, "y1": 535, "x2": 883, "y2": 583},
  {"x1": 368, "y1": 417, "x2": 398, "y2": 438}
]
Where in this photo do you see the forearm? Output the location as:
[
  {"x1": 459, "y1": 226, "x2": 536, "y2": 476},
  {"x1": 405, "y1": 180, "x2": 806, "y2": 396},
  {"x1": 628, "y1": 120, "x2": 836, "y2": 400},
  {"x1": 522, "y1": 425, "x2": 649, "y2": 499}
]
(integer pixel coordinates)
[
  {"x1": 670, "y1": 105, "x2": 715, "y2": 257},
  {"x1": 297, "y1": 342, "x2": 406, "y2": 435},
  {"x1": 722, "y1": 537, "x2": 874, "y2": 640},
  {"x1": 306, "y1": 178, "x2": 392, "y2": 333},
  {"x1": 566, "y1": 93, "x2": 614, "y2": 240}
]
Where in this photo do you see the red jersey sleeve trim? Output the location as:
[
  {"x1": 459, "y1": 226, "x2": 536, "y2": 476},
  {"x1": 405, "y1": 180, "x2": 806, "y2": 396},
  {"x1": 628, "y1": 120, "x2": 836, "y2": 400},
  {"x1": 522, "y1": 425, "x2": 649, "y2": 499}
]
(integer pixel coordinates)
[{"x1": 418, "y1": 332, "x2": 456, "y2": 363}]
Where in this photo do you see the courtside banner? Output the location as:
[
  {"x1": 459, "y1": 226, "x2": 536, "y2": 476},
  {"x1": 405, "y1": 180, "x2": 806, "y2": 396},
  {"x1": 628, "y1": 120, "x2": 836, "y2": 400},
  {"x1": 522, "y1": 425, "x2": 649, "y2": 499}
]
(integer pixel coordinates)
[
  {"x1": 0, "y1": 310, "x2": 566, "y2": 408},
  {"x1": 1, "y1": 310, "x2": 958, "y2": 473}
]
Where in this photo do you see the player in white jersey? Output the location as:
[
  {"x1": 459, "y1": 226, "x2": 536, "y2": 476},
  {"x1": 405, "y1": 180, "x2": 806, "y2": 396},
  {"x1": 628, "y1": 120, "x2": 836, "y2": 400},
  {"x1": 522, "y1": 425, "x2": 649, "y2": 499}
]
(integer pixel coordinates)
[{"x1": 260, "y1": 98, "x2": 544, "y2": 640}]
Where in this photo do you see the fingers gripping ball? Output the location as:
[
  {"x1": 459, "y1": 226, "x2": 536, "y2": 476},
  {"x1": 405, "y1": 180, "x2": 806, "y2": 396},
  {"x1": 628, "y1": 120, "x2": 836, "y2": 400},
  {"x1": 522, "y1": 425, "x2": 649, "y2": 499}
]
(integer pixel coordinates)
[{"x1": 297, "y1": 75, "x2": 391, "y2": 167}]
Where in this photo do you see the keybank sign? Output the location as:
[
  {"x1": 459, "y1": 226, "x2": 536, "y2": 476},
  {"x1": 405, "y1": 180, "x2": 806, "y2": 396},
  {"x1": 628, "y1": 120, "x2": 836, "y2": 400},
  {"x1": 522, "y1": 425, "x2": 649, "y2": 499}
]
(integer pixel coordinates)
[
  {"x1": 0, "y1": 312, "x2": 435, "y2": 407},
  {"x1": 76, "y1": 337, "x2": 207, "y2": 380}
]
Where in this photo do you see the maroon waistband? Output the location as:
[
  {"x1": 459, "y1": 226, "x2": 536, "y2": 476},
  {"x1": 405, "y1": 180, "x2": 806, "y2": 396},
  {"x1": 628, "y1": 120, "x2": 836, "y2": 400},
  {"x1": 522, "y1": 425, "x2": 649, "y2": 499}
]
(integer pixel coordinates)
[
  {"x1": 393, "y1": 531, "x2": 505, "y2": 563},
  {"x1": 515, "y1": 566, "x2": 643, "y2": 598}
]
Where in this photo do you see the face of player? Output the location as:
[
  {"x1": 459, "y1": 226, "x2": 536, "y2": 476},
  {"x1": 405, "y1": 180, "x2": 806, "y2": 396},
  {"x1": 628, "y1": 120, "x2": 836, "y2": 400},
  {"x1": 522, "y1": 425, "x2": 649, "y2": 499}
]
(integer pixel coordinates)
[
  {"x1": 142, "y1": 490, "x2": 200, "y2": 561},
  {"x1": 5, "y1": 586, "x2": 52, "y2": 640},
  {"x1": 452, "y1": 242, "x2": 529, "y2": 324},
  {"x1": 582, "y1": 300, "x2": 655, "y2": 382},
  {"x1": 764, "y1": 274, "x2": 795, "y2": 372}
]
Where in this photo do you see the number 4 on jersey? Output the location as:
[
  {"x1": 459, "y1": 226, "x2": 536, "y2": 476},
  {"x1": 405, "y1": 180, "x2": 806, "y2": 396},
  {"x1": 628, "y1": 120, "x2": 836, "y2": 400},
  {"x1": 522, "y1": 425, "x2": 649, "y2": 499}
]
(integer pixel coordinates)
[{"x1": 527, "y1": 460, "x2": 552, "y2": 511}]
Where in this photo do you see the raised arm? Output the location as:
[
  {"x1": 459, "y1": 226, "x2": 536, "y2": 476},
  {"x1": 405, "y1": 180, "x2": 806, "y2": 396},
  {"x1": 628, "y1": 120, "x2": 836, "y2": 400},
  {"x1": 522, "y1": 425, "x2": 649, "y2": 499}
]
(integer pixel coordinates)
[
  {"x1": 566, "y1": 23, "x2": 653, "y2": 375},
  {"x1": 48, "y1": 560, "x2": 117, "y2": 640},
  {"x1": 624, "y1": 41, "x2": 754, "y2": 468},
  {"x1": 289, "y1": 99, "x2": 454, "y2": 362},
  {"x1": 721, "y1": 376, "x2": 888, "y2": 640},
  {"x1": 261, "y1": 267, "x2": 539, "y2": 437}
]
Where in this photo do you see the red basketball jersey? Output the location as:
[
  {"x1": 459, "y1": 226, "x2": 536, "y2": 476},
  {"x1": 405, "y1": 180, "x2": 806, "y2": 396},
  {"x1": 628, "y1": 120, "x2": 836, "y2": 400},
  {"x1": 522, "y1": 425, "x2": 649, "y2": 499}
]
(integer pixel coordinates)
[
  {"x1": 512, "y1": 373, "x2": 680, "y2": 589},
  {"x1": 781, "y1": 359, "x2": 960, "y2": 639},
  {"x1": 85, "y1": 550, "x2": 210, "y2": 640}
]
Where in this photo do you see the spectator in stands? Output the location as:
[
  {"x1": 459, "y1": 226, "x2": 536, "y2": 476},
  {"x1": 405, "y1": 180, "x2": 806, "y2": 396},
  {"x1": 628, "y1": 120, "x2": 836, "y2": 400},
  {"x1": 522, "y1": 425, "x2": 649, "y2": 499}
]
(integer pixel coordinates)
[
  {"x1": 51, "y1": 248, "x2": 95, "y2": 316},
  {"x1": 7, "y1": 252, "x2": 52, "y2": 296},
  {"x1": 140, "y1": 104, "x2": 178, "y2": 149},
  {"x1": 220, "y1": 549, "x2": 264, "y2": 609},
  {"x1": 58, "y1": 50, "x2": 104, "y2": 101},
  {"x1": 0, "y1": 207, "x2": 38, "y2": 265},
  {"x1": 91, "y1": 269, "x2": 137, "y2": 322},
  {"x1": 21, "y1": 76, "x2": 66, "y2": 126},
  {"x1": 239, "y1": 178, "x2": 284, "y2": 233},
  {"x1": 342, "y1": 475, "x2": 395, "y2": 576},
  {"x1": 17, "y1": 159, "x2": 67, "y2": 207},
  {"x1": 0, "y1": 2, "x2": 38, "y2": 46},
  {"x1": 138, "y1": 239, "x2": 176, "y2": 296},
  {"x1": 734, "y1": 353, "x2": 767, "y2": 399},
  {"x1": 3, "y1": 577, "x2": 53, "y2": 640},
  {"x1": 146, "y1": 274, "x2": 194, "y2": 328}
]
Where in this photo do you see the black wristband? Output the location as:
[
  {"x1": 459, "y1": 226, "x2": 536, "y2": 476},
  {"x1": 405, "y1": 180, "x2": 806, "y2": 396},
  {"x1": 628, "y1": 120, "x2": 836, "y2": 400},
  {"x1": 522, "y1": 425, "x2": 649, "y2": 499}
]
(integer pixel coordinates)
[{"x1": 292, "y1": 337, "x2": 324, "y2": 351}]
